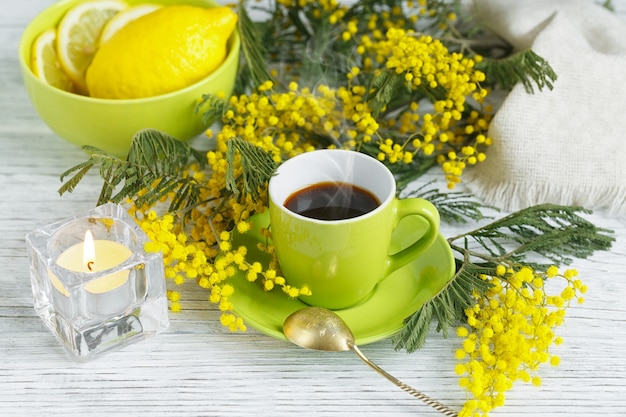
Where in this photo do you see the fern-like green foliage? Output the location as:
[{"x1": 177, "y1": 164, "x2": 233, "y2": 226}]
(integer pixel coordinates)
[
  {"x1": 196, "y1": 93, "x2": 231, "y2": 128},
  {"x1": 59, "y1": 129, "x2": 206, "y2": 215},
  {"x1": 367, "y1": 69, "x2": 409, "y2": 118},
  {"x1": 393, "y1": 204, "x2": 615, "y2": 353},
  {"x1": 403, "y1": 182, "x2": 490, "y2": 224},
  {"x1": 394, "y1": 265, "x2": 491, "y2": 353},
  {"x1": 236, "y1": 0, "x2": 272, "y2": 92},
  {"x1": 602, "y1": 0, "x2": 615, "y2": 12},
  {"x1": 225, "y1": 137, "x2": 278, "y2": 200},
  {"x1": 477, "y1": 49, "x2": 558, "y2": 93},
  {"x1": 452, "y1": 204, "x2": 615, "y2": 268}
]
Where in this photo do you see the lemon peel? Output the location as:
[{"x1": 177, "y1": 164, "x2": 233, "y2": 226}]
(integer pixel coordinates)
[
  {"x1": 98, "y1": 3, "x2": 162, "y2": 46},
  {"x1": 86, "y1": 5, "x2": 238, "y2": 99}
]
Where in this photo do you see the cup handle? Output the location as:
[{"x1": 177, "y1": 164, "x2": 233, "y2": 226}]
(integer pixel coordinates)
[{"x1": 383, "y1": 198, "x2": 440, "y2": 278}]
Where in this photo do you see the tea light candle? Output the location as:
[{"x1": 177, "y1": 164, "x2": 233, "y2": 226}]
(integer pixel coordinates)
[
  {"x1": 56, "y1": 230, "x2": 132, "y2": 293},
  {"x1": 27, "y1": 202, "x2": 169, "y2": 361}
]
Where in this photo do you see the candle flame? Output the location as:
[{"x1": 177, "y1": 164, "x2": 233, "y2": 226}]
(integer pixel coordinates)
[{"x1": 83, "y1": 230, "x2": 96, "y2": 271}]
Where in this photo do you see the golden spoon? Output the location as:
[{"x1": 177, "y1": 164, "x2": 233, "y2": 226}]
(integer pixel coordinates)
[{"x1": 283, "y1": 306, "x2": 458, "y2": 417}]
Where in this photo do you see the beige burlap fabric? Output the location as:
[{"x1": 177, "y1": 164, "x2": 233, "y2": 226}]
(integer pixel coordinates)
[{"x1": 464, "y1": 0, "x2": 626, "y2": 217}]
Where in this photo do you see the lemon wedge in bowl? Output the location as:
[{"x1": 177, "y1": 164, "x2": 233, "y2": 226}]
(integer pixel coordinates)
[
  {"x1": 30, "y1": 27, "x2": 77, "y2": 93},
  {"x1": 56, "y1": 0, "x2": 128, "y2": 93}
]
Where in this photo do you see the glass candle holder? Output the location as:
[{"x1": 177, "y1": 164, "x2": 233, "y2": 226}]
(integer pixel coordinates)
[{"x1": 26, "y1": 203, "x2": 169, "y2": 361}]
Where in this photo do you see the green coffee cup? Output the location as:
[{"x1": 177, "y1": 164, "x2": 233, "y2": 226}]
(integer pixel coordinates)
[{"x1": 269, "y1": 149, "x2": 440, "y2": 310}]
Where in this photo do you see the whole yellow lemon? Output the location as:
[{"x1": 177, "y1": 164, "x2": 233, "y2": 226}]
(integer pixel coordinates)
[{"x1": 86, "y1": 5, "x2": 237, "y2": 99}]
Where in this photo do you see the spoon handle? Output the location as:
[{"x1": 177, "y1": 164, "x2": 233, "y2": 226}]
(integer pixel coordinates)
[{"x1": 351, "y1": 345, "x2": 458, "y2": 417}]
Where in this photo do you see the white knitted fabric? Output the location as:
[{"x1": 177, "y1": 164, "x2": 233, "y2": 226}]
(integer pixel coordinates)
[{"x1": 464, "y1": 0, "x2": 626, "y2": 217}]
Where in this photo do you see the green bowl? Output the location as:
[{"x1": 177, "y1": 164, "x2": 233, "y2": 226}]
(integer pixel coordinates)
[{"x1": 19, "y1": 0, "x2": 240, "y2": 158}]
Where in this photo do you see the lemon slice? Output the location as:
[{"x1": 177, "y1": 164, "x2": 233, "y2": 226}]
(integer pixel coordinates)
[
  {"x1": 99, "y1": 3, "x2": 162, "y2": 46},
  {"x1": 31, "y1": 28, "x2": 77, "y2": 93},
  {"x1": 56, "y1": 0, "x2": 128, "y2": 93}
]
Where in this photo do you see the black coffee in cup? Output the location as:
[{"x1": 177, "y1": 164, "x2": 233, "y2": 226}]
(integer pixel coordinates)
[{"x1": 284, "y1": 182, "x2": 380, "y2": 220}]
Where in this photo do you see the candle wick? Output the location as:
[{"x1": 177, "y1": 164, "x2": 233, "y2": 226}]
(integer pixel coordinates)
[{"x1": 87, "y1": 261, "x2": 95, "y2": 271}]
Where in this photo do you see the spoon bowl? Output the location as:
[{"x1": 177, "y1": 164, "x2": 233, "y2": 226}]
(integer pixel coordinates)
[
  {"x1": 283, "y1": 306, "x2": 354, "y2": 352},
  {"x1": 283, "y1": 306, "x2": 458, "y2": 417}
]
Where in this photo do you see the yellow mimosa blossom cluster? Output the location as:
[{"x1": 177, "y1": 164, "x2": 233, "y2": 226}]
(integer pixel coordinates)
[
  {"x1": 213, "y1": 80, "x2": 379, "y2": 161},
  {"x1": 364, "y1": 28, "x2": 491, "y2": 187},
  {"x1": 133, "y1": 200, "x2": 312, "y2": 330},
  {"x1": 217, "y1": 230, "x2": 312, "y2": 296},
  {"x1": 133, "y1": 210, "x2": 213, "y2": 314},
  {"x1": 455, "y1": 265, "x2": 586, "y2": 416},
  {"x1": 214, "y1": 79, "x2": 385, "y2": 155},
  {"x1": 129, "y1": 143, "x2": 308, "y2": 329},
  {"x1": 266, "y1": 0, "x2": 492, "y2": 188}
]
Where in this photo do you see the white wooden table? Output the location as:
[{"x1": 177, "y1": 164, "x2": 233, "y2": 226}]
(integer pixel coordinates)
[{"x1": 2, "y1": 1, "x2": 625, "y2": 416}]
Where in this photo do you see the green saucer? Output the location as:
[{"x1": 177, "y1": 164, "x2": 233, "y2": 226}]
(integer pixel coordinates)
[{"x1": 229, "y1": 211, "x2": 456, "y2": 345}]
